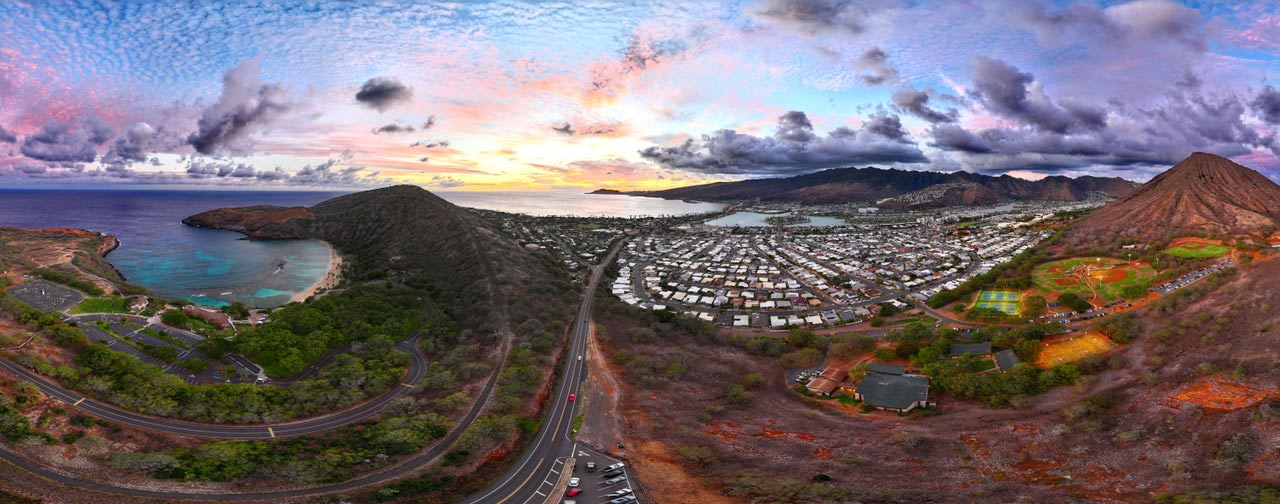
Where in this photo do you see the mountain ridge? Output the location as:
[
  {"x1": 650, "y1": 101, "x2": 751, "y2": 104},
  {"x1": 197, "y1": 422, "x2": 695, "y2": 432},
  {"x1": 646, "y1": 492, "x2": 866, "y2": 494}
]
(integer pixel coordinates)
[{"x1": 629, "y1": 166, "x2": 1139, "y2": 207}]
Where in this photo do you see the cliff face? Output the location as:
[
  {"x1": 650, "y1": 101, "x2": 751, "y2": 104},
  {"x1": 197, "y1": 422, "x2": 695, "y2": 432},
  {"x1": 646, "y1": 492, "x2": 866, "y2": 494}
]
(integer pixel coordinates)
[
  {"x1": 633, "y1": 166, "x2": 1138, "y2": 207},
  {"x1": 0, "y1": 226, "x2": 125, "y2": 293},
  {"x1": 1065, "y1": 152, "x2": 1280, "y2": 243},
  {"x1": 181, "y1": 205, "x2": 313, "y2": 239}
]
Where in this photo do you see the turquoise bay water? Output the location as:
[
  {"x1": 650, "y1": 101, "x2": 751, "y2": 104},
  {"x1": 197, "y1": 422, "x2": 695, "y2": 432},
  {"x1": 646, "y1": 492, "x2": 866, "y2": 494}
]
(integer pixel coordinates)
[
  {"x1": 0, "y1": 189, "x2": 720, "y2": 307},
  {"x1": 0, "y1": 190, "x2": 341, "y2": 308}
]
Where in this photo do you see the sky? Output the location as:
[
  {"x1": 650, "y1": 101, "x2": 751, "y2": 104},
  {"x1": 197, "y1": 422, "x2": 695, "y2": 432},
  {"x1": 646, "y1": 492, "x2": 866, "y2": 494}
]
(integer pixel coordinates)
[{"x1": 3, "y1": 0, "x2": 1280, "y2": 191}]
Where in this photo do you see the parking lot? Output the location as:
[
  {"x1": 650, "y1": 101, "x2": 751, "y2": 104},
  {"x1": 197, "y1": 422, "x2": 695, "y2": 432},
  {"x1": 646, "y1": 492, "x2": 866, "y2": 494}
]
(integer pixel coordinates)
[
  {"x1": 6, "y1": 279, "x2": 84, "y2": 312},
  {"x1": 552, "y1": 445, "x2": 642, "y2": 504},
  {"x1": 1152, "y1": 258, "x2": 1234, "y2": 295},
  {"x1": 68, "y1": 314, "x2": 246, "y2": 385}
]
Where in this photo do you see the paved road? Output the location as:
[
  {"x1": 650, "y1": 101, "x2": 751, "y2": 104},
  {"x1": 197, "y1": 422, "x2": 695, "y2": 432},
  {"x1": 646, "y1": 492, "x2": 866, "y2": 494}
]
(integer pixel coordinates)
[
  {"x1": 0, "y1": 334, "x2": 428, "y2": 440},
  {"x1": 463, "y1": 243, "x2": 632, "y2": 504},
  {"x1": 0, "y1": 318, "x2": 521, "y2": 502}
]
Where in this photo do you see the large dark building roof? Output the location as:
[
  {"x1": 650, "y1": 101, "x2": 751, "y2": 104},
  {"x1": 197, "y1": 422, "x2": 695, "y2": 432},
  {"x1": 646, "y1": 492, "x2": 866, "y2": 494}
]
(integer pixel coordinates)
[
  {"x1": 949, "y1": 342, "x2": 992, "y2": 357},
  {"x1": 995, "y1": 349, "x2": 1021, "y2": 371},
  {"x1": 856, "y1": 373, "x2": 929, "y2": 410},
  {"x1": 866, "y1": 362, "x2": 905, "y2": 375}
]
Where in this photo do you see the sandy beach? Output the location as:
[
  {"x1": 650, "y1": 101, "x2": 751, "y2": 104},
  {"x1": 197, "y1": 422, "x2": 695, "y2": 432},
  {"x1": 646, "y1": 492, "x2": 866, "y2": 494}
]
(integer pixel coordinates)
[{"x1": 290, "y1": 242, "x2": 343, "y2": 303}]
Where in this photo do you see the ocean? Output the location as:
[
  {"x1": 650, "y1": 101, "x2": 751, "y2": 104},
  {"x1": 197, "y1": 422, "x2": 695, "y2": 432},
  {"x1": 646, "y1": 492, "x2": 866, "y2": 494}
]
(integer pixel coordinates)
[
  {"x1": 0, "y1": 189, "x2": 343, "y2": 308},
  {"x1": 435, "y1": 190, "x2": 724, "y2": 217},
  {"x1": 0, "y1": 189, "x2": 721, "y2": 308}
]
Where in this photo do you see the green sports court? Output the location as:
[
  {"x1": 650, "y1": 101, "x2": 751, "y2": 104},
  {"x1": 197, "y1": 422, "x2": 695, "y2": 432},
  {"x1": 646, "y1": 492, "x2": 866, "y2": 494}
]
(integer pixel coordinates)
[{"x1": 975, "y1": 290, "x2": 1021, "y2": 316}]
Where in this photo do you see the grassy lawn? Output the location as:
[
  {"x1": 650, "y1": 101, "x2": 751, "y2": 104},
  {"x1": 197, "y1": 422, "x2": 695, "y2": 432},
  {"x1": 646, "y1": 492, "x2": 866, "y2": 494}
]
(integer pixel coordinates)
[
  {"x1": 1164, "y1": 242, "x2": 1231, "y2": 258},
  {"x1": 69, "y1": 296, "x2": 130, "y2": 315},
  {"x1": 968, "y1": 359, "x2": 996, "y2": 373},
  {"x1": 1031, "y1": 257, "x2": 1156, "y2": 302},
  {"x1": 887, "y1": 315, "x2": 938, "y2": 326}
]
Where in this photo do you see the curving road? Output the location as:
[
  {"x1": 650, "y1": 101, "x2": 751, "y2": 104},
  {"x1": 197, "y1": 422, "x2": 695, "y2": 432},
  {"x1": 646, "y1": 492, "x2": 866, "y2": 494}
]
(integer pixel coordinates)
[
  {"x1": 463, "y1": 242, "x2": 624, "y2": 504},
  {"x1": 0, "y1": 244, "x2": 618, "y2": 502},
  {"x1": 0, "y1": 334, "x2": 427, "y2": 440}
]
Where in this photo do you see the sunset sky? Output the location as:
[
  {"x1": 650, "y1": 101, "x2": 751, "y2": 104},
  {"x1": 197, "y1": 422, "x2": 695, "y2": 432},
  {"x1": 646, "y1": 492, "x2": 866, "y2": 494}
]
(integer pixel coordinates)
[{"x1": 4, "y1": 0, "x2": 1280, "y2": 191}]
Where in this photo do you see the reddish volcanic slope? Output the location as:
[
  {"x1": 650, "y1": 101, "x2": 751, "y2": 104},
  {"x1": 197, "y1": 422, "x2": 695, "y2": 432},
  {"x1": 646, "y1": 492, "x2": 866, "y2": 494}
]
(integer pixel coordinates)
[{"x1": 1068, "y1": 152, "x2": 1280, "y2": 241}]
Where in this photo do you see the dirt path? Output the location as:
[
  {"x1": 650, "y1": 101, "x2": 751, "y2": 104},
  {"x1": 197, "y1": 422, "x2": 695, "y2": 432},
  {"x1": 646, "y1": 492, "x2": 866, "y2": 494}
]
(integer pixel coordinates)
[{"x1": 578, "y1": 321, "x2": 623, "y2": 452}]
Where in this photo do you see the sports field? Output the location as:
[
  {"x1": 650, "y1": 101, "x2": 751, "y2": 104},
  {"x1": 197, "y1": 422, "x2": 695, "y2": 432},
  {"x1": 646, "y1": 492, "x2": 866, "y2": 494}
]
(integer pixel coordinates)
[
  {"x1": 1031, "y1": 257, "x2": 1156, "y2": 301},
  {"x1": 1036, "y1": 332, "x2": 1117, "y2": 368},
  {"x1": 975, "y1": 290, "x2": 1020, "y2": 315},
  {"x1": 1164, "y1": 241, "x2": 1231, "y2": 258}
]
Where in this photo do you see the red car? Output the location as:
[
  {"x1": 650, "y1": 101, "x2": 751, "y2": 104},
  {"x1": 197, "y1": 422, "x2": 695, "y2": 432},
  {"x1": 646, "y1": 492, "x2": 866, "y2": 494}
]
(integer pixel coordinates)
[
  {"x1": 566, "y1": 488, "x2": 583, "y2": 497},
  {"x1": 569, "y1": 394, "x2": 576, "y2": 401}
]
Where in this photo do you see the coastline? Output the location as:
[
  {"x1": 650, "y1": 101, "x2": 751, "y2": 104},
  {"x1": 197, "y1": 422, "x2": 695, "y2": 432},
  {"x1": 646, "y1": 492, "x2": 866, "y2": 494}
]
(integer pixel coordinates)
[{"x1": 290, "y1": 242, "x2": 342, "y2": 304}]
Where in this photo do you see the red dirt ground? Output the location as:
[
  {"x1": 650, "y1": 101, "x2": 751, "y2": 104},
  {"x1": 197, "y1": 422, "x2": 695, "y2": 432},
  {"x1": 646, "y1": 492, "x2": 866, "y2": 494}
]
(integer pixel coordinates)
[
  {"x1": 1167, "y1": 376, "x2": 1278, "y2": 411},
  {"x1": 1054, "y1": 277, "x2": 1078, "y2": 286},
  {"x1": 1100, "y1": 269, "x2": 1129, "y2": 283}
]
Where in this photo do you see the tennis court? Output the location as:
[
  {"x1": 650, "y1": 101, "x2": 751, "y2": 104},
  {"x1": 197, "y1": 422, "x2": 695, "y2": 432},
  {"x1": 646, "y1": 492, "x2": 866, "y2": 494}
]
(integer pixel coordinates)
[
  {"x1": 1037, "y1": 332, "x2": 1117, "y2": 368},
  {"x1": 975, "y1": 290, "x2": 1020, "y2": 315}
]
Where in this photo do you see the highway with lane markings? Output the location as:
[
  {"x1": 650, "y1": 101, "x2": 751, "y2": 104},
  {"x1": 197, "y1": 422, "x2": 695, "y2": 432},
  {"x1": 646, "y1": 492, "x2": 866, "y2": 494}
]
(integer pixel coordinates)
[{"x1": 463, "y1": 243, "x2": 634, "y2": 504}]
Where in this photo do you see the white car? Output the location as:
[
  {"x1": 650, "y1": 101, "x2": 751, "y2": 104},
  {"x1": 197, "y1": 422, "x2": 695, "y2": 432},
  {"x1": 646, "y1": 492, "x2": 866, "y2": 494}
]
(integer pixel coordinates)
[
  {"x1": 606, "y1": 488, "x2": 633, "y2": 498},
  {"x1": 568, "y1": 477, "x2": 580, "y2": 488},
  {"x1": 604, "y1": 462, "x2": 626, "y2": 472}
]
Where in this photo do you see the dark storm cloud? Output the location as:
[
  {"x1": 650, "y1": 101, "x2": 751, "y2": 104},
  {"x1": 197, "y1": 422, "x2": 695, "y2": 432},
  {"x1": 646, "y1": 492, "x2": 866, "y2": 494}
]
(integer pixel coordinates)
[
  {"x1": 187, "y1": 60, "x2": 298, "y2": 155},
  {"x1": 853, "y1": 47, "x2": 897, "y2": 85},
  {"x1": 639, "y1": 110, "x2": 926, "y2": 175},
  {"x1": 1250, "y1": 85, "x2": 1280, "y2": 125},
  {"x1": 550, "y1": 122, "x2": 617, "y2": 136},
  {"x1": 891, "y1": 87, "x2": 957, "y2": 123},
  {"x1": 103, "y1": 122, "x2": 158, "y2": 164},
  {"x1": 759, "y1": 0, "x2": 870, "y2": 35},
  {"x1": 373, "y1": 123, "x2": 416, "y2": 135},
  {"x1": 355, "y1": 77, "x2": 413, "y2": 112},
  {"x1": 928, "y1": 124, "x2": 992, "y2": 154},
  {"x1": 775, "y1": 111, "x2": 815, "y2": 142},
  {"x1": 970, "y1": 56, "x2": 1106, "y2": 134},
  {"x1": 863, "y1": 112, "x2": 908, "y2": 141},
  {"x1": 928, "y1": 84, "x2": 1272, "y2": 172},
  {"x1": 0, "y1": 124, "x2": 15, "y2": 143},
  {"x1": 184, "y1": 157, "x2": 389, "y2": 186},
  {"x1": 1016, "y1": 1, "x2": 1206, "y2": 52},
  {"x1": 410, "y1": 139, "x2": 450, "y2": 149},
  {"x1": 19, "y1": 121, "x2": 103, "y2": 162}
]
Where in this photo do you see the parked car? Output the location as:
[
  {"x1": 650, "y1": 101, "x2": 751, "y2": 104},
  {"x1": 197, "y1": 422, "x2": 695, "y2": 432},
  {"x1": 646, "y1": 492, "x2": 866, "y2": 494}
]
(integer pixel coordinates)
[
  {"x1": 566, "y1": 488, "x2": 583, "y2": 497},
  {"x1": 568, "y1": 477, "x2": 580, "y2": 488},
  {"x1": 604, "y1": 462, "x2": 626, "y2": 472},
  {"x1": 585, "y1": 462, "x2": 596, "y2": 472},
  {"x1": 605, "y1": 488, "x2": 633, "y2": 498},
  {"x1": 602, "y1": 469, "x2": 625, "y2": 478},
  {"x1": 603, "y1": 476, "x2": 627, "y2": 485}
]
